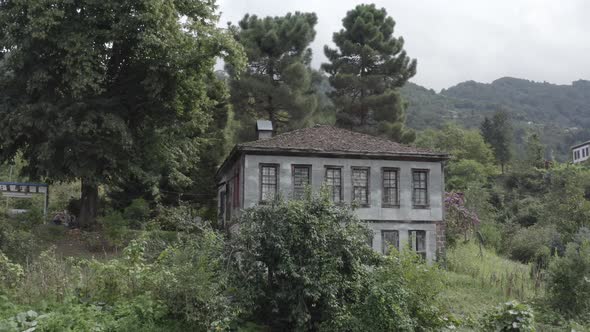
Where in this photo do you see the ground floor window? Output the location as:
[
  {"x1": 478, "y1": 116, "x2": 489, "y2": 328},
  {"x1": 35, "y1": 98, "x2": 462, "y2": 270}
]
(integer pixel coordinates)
[
  {"x1": 409, "y1": 230, "x2": 427, "y2": 260},
  {"x1": 381, "y1": 230, "x2": 399, "y2": 255}
]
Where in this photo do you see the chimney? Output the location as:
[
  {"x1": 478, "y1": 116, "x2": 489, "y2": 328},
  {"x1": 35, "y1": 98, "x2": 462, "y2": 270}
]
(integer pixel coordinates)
[{"x1": 256, "y1": 120, "x2": 273, "y2": 140}]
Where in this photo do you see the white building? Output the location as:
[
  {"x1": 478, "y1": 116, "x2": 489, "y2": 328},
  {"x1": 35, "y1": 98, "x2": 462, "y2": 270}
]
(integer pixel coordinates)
[
  {"x1": 572, "y1": 141, "x2": 590, "y2": 163},
  {"x1": 215, "y1": 122, "x2": 449, "y2": 262}
]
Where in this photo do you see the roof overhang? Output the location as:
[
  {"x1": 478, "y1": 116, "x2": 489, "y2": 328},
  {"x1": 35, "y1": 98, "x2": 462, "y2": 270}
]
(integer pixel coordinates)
[
  {"x1": 571, "y1": 141, "x2": 590, "y2": 150},
  {"x1": 215, "y1": 145, "x2": 450, "y2": 181}
]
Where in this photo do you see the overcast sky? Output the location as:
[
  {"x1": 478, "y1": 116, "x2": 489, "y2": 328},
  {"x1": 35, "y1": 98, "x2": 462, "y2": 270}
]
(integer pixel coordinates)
[{"x1": 217, "y1": 0, "x2": 590, "y2": 91}]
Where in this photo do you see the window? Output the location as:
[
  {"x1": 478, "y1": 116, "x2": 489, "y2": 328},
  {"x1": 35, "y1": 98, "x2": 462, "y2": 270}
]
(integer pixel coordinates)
[
  {"x1": 219, "y1": 191, "x2": 226, "y2": 224},
  {"x1": 225, "y1": 183, "x2": 231, "y2": 220},
  {"x1": 412, "y1": 170, "x2": 429, "y2": 207},
  {"x1": 381, "y1": 230, "x2": 399, "y2": 255},
  {"x1": 260, "y1": 164, "x2": 278, "y2": 202},
  {"x1": 382, "y1": 168, "x2": 399, "y2": 206},
  {"x1": 325, "y1": 167, "x2": 342, "y2": 203},
  {"x1": 292, "y1": 165, "x2": 311, "y2": 199},
  {"x1": 409, "y1": 230, "x2": 427, "y2": 260},
  {"x1": 352, "y1": 167, "x2": 369, "y2": 205}
]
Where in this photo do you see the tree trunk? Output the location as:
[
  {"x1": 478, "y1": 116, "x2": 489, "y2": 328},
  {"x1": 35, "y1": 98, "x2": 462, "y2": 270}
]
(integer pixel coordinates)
[{"x1": 78, "y1": 178, "x2": 99, "y2": 229}]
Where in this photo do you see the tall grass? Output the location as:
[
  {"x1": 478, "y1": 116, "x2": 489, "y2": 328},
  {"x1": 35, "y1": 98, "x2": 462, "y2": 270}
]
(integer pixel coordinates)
[{"x1": 447, "y1": 241, "x2": 544, "y2": 300}]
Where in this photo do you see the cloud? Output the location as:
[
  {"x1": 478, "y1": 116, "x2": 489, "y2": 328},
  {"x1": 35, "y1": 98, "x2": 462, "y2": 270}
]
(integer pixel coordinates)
[{"x1": 217, "y1": 0, "x2": 590, "y2": 91}]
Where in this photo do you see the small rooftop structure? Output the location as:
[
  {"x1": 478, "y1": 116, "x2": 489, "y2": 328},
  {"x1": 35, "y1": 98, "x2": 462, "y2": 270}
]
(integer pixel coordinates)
[{"x1": 256, "y1": 120, "x2": 273, "y2": 140}]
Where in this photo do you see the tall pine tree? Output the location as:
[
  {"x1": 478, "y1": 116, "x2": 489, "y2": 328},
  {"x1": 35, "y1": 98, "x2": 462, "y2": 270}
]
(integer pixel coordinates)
[
  {"x1": 322, "y1": 4, "x2": 417, "y2": 143},
  {"x1": 227, "y1": 12, "x2": 319, "y2": 141},
  {"x1": 480, "y1": 110, "x2": 513, "y2": 173}
]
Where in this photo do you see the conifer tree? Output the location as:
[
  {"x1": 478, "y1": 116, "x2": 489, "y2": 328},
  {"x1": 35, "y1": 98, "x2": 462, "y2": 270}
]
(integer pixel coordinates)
[
  {"x1": 227, "y1": 12, "x2": 319, "y2": 141},
  {"x1": 480, "y1": 110, "x2": 513, "y2": 173},
  {"x1": 322, "y1": 4, "x2": 417, "y2": 143}
]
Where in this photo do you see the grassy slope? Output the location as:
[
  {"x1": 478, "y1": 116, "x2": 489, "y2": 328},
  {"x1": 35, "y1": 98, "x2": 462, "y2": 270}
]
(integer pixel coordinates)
[{"x1": 441, "y1": 242, "x2": 585, "y2": 331}]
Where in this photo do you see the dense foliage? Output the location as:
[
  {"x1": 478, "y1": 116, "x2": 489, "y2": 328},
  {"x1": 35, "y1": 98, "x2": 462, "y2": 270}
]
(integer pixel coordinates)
[
  {"x1": 0, "y1": 0, "x2": 244, "y2": 227},
  {"x1": 402, "y1": 78, "x2": 590, "y2": 161},
  {"x1": 230, "y1": 195, "x2": 448, "y2": 331}
]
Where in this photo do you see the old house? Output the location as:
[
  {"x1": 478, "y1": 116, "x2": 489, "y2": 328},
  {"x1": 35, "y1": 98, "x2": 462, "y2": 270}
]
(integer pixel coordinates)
[{"x1": 216, "y1": 122, "x2": 449, "y2": 262}]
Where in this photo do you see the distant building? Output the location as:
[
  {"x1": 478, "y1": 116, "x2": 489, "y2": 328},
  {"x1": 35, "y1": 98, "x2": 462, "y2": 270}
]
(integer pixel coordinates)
[
  {"x1": 215, "y1": 122, "x2": 450, "y2": 262},
  {"x1": 572, "y1": 141, "x2": 590, "y2": 163}
]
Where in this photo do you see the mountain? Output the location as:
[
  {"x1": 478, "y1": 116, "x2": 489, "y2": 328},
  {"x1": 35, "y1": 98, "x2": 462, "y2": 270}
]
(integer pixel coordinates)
[{"x1": 401, "y1": 77, "x2": 590, "y2": 161}]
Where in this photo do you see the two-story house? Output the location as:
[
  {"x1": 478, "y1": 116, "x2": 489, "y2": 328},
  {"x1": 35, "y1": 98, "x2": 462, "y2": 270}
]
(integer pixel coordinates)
[{"x1": 215, "y1": 122, "x2": 449, "y2": 262}]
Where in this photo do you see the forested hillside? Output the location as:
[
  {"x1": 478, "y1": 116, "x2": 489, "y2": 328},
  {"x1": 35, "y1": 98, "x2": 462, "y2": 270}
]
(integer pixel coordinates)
[{"x1": 402, "y1": 78, "x2": 590, "y2": 160}]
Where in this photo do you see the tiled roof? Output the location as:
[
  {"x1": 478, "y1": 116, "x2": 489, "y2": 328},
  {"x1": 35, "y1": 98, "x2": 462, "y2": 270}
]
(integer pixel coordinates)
[{"x1": 238, "y1": 125, "x2": 447, "y2": 158}]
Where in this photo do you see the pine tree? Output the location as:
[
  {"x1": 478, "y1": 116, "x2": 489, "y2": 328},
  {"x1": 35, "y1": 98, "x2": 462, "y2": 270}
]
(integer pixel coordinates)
[
  {"x1": 525, "y1": 132, "x2": 545, "y2": 168},
  {"x1": 480, "y1": 110, "x2": 513, "y2": 173},
  {"x1": 227, "y1": 12, "x2": 319, "y2": 141},
  {"x1": 322, "y1": 4, "x2": 417, "y2": 143}
]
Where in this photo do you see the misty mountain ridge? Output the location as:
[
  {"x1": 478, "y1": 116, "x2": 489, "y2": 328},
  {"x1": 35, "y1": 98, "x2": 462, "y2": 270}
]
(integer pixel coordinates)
[{"x1": 401, "y1": 77, "x2": 590, "y2": 160}]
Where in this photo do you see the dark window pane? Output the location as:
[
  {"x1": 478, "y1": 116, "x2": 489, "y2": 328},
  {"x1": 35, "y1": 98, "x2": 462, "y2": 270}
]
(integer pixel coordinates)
[
  {"x1": 409, "y1": 230, "x2": 427, "y2": 260},
  {"x1": 382, "y1": 230, "x2": 399, "y2": 255}
]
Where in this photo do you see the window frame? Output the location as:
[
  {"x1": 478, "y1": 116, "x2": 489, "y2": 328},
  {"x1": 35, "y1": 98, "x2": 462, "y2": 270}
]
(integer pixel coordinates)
[
  {"x1": 381, "y1": 167, "x2": 400, "y2": 208},
  {"x1": 411, "y1": 169, "x2": 430, "y2": 208},
  {"x1": 381, "y1": 230, "x2": 399, "y2": 255},
  {"x1": 259, "y1": 163, "x2": 280, "y2": 203},
  {"x1": 351, "y1": 166, "x2": 370, "y2": 207},
  {"x1": 291, "y1": 164, "x2": 312, "y2": 200},
  {"x1": 408, "y1": 230, "x2": 427, "y2": 260},
  {"x1": 324, "y1": 165, "x2": 344, "y2": 203}
]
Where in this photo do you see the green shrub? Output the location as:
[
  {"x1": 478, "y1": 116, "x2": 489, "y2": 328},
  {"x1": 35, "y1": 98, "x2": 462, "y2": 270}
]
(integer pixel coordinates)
[
  {"x1": 0, "y1": 251, "x2": 23, "y2": 288},
  {"x1": 483, "y1": 300, "x2": 535, "y2": 331},
  {"x1": 0, "y1": 217, "x2": 38, "y2": 262},
  {"x1": 479, "y1": 222, "x2": 503, "y2": 252},
  {"x1": 230, "y1": 195, "x2": 377, "y2": 331},
  {"x1": 344, "y1": 250, "x2": 450, "y2": 331},
  {"x1": 151, "y1": 204, "x2": 199, "y2": 232},
  {"x1": 506, "y1": 225, "x2": 560, "y2": 263},
  {"x1": 124, "y1": 198, "x2": 151, "y2": 229},
  {"x1": 99, "y1": 211, "x2": 129, "y2": 248},
  {"x1": 546, "y1": 241, "x2": 590, "y2": 317},
  {"x1": 231, "y1": 195, "x2": 448, "y2": 331}
]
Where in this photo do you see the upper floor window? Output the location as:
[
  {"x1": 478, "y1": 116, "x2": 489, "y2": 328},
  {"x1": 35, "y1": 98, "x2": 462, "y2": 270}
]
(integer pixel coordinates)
[
  {"x1": 409, "y1": 230, "x2": 427, "y2": 260},
  {"x1": 412, "y1": 170, "x2": 429, "y2": 207},
  {"x1": 382, "y1": 230, "x2": 399, "y2": 255},
  {"x1": 325, "y1": 167, "x2": 342, "y2": 203},
  {"x1": 382, "y1": 168, "x2": 399, "y2": 207},
  {"x1": 292, "y1": 165, "x2": 311, "y2": 199},
  {"x1": 351, "y1": 167, "x2": 369, "y2": 206},
  {"x1": 260, "y1": 164, "x2": 278, "y2": 202}
]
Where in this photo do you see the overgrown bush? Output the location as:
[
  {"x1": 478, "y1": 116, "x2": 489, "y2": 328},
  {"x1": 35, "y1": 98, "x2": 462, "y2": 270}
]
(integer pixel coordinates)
[
  {"x1": 0, "y1": 251, "x2": 23, "y2": 288},
  {"x1": 231, "y1": 195, "x2": 447, "y2": 331},
  {"x1": 124, "y1": 198, "x2": 151, "y2": 229},
  {"x1": 505, "y1": 225, "x2": 560, "y2": 263},
  {"x1": 546, "y1": 241, "x2": 590, "y2": 317},
  {"x1": 0, "y1": 217, "x2": 37, "y2": 262},
  {"x1": 98, "y1": 211, "x2": 130, "y2": 249},
  {"x1": 483, "y1": 300, "x2": 535, "y2": 331},
  {"x1": 343, "y1": 250, "x2": 450, "y2": 331}
]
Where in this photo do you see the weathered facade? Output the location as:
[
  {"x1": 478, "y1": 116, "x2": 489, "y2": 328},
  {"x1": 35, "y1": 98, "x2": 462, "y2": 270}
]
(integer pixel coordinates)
[{"x1": 216, "y1": 124, "x2": 449, "y2": 262}]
